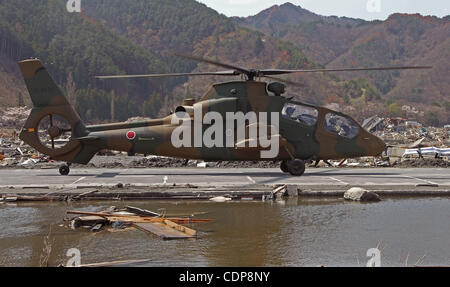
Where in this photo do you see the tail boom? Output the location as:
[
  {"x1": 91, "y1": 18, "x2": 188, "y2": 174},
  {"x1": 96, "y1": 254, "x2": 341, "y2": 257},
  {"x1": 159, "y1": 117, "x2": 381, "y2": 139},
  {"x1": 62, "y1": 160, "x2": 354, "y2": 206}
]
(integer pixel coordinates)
[{"x1": 18, "y1": 59, "x2": 97, "y2": 164}]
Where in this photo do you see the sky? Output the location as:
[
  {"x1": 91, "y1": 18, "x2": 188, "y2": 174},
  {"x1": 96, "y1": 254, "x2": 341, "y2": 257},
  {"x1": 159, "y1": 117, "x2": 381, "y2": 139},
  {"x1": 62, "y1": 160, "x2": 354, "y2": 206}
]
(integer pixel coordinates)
[{"x1": 196, "y1": 0, "x2": 449, "y2": 20}]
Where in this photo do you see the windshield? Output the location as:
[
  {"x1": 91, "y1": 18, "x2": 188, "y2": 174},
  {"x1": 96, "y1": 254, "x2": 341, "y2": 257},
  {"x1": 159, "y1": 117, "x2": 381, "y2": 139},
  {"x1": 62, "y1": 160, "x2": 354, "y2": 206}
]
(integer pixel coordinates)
[
  {"x1": 324, "y1": 113, "x2": 360, "y2": 139},
  {"x1": 282, "y1": 103, "x2": 318, "y2": 126}
]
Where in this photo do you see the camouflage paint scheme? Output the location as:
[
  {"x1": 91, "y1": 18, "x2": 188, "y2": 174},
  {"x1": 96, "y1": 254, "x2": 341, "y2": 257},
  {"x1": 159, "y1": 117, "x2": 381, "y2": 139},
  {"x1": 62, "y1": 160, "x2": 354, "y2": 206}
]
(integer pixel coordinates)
[{"x1": 18, "y1": 59, "x2": 386, "y2": 166}]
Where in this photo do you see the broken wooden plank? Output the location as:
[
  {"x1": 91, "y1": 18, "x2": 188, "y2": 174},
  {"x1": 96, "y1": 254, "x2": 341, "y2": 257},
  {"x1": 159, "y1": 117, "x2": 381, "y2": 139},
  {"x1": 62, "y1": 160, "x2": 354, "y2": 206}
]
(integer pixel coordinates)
[
  {"x1": 100, "y1": 206, "x2": 117, "y2": 213},
  {"x1": 4, "y1": 197, "x2": 18, "y2": 202},
  {"x1": 165, "y1": 211, "x2": 209, "y2": 217},
  {"x1": 164, "y1": 219, "x2": 197, "y2": 237},
  {"x1": 105, "y1": 215, "x2": 211, "y2": 224},
  {"x1": 77, "y1": 258, "x2": 152, "y2": 267},
  {"x1": 125, "y1": 206, "x2": 160, "y2": 217},
  {"x1": 133, "y1": 222, "x2": 195, "y2": 240},
  {"x1": 66, "y1": 210, "x2": 213, "y2": 224},
  {"x1": 72, "y1": 190, "x2": 99, "y2": 200},
  {"x1": 3, "y1": 195, "x2": 63, "y2": 202},
  {"x1": 273, "y1": 185, "x2": 287, "y2": 195}
]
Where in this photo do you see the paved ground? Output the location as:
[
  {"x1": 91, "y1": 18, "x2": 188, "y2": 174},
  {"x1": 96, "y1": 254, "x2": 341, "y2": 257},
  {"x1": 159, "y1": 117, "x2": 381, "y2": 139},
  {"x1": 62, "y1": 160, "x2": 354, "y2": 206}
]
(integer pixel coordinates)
[{"x1": 0, "y1": 167, "x2": 449, "y2": 189}]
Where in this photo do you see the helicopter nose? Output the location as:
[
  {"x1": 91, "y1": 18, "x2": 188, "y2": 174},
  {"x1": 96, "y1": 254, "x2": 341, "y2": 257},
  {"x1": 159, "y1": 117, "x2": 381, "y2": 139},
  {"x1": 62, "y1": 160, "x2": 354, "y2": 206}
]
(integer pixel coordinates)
[{"x1": 370, "y1": 136, "x2": 387, "y2": 156}]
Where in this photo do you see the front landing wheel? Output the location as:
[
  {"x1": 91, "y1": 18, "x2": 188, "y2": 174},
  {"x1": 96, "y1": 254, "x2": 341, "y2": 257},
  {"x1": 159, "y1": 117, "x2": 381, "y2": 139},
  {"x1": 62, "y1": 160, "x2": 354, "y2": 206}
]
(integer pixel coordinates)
[
  {"x1": 287, "y1": 159, "x2": 305, "y2": 176},
  {"x1": 59, "y1": 164, "x2": 70, "y2": 176}
]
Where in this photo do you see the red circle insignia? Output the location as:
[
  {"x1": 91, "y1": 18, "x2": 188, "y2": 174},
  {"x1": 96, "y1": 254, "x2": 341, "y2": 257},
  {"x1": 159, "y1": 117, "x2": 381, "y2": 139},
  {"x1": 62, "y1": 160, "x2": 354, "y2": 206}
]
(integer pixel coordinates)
[{"x1": 126, "y1": 131, "x2": 136, "y2": 140}]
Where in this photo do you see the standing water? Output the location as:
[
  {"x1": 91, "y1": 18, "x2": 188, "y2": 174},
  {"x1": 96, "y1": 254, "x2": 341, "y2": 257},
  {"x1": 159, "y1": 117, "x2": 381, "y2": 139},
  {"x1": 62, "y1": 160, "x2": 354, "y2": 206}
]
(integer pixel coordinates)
[{"x1": 0, "y1": 197, "x2": 449, "y2": 267}]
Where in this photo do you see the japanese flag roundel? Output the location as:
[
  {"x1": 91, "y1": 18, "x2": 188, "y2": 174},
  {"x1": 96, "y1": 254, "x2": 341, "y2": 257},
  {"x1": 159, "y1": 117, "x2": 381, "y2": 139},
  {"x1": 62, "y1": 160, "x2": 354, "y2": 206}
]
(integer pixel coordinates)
[{"x1": 126, "y1": 131, "x2": 136, "y2": 140}]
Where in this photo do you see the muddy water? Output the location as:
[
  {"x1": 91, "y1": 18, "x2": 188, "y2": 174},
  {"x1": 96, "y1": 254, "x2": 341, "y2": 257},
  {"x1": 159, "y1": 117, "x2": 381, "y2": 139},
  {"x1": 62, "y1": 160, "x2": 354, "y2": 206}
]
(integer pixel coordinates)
[{"x1": 0, "y1": 197, "x2": 449, "y2": 267}]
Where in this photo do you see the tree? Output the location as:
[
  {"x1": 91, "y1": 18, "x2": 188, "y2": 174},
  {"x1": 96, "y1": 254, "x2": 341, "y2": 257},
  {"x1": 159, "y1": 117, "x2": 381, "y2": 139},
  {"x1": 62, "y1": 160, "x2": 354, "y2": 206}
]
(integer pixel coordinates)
[
  {"x1": 425, "y1": 111, "x2": 440, "y2": 127},
  {"x1": 388, "y1": 102, "x2": 401, "y2": 117},
  {"x1": 65, "y1": 71, "x2": 76, "y2": 106},
  {"x1": 254, "y1": 36, "x2": 264, "y2": 56},
  {"x1": 110, "y1": 90, "x2": 115, "y2": 122},
  {"x1": 18, "y1": 92, "x2": 25, "y2": 106}
]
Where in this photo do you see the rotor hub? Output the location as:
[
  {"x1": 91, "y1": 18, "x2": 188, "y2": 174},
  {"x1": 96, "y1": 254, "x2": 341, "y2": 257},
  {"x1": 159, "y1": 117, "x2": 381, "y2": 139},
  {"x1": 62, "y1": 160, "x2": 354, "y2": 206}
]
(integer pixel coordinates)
[
  {"x1": 38, "y1": 114, "x2": 72, "y2": 150},
  {"x1": 48, "y1": 126, "x2": 62, "y2": 138}
]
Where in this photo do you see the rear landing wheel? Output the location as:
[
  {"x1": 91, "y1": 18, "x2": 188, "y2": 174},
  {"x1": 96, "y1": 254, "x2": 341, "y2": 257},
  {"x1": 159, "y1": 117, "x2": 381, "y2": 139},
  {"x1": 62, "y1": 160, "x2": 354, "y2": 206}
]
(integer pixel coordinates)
[
  {"x1": 287, "y1": 159, "x2": 305, "y2": 176},
  {"x1": 59, "y1": 164, "x2": 70, "y2": 176}
]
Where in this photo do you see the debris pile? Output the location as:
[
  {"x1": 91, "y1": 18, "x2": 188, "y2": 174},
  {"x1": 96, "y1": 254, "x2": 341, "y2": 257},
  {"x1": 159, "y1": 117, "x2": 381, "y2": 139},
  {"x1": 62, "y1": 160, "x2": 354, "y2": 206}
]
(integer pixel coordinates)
[
  {"x1": 0, "y1": 128, "x2": 52, "y2": 168},
  {"x1": 366, "y1": 116, "x2": 449, "y2": 148},
  {"x1": 360, "y1": 115, "x2": 450, "y2": 166},
  {"x1": 101, "y1": 156, "x2": 281, "y2": 169},
  {"x1": 0, "y1": 106, "x2": 31, "y2": 128},
  {"x1": 1, "y1": 107, "x2": 58, "y2": 168},
  {"x1": 129, "y1": 156, "x2": 197, "y2": 168},
  {"x1": 66, "y1": 206, "x2": 213, "y2": 240}
]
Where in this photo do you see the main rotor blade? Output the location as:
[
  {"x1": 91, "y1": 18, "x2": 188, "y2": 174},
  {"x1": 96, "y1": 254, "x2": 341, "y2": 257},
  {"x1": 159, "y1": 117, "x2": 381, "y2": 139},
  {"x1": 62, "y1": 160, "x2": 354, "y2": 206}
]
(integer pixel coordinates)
[
  {"x1": 260, "y1": 66, "x2": 432, "y2": 75},
  {"x1": 173, "y1": 53, "x2": 251, "y2": 75},
  {"x1": 96, "y1": 70, "x2": 239, "y2": 79},
  {"x1": 263, "y1": 75, "x2": 305, "y2": 87}
]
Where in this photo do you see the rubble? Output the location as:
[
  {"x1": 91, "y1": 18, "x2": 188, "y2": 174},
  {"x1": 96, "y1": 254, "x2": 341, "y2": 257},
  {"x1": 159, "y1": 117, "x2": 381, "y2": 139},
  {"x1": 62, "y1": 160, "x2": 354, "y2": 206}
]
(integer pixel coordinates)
[
  {"x1": 0, "y1": 106, "x2": 31, "y2": 128},
  {"x1": 374, "y1": 118, "x2": 449, "y2": 148},
  {"x1": 0, "y1": 128, "x2": 52, "y2": 168},
  {"x1": 66, "y1": 206, "x2": 213, "y2": 240},
  {"x1": 362, "y1": 115, "x2": 386, "y2": 133},
  {"x1": 391, "y1": 158, "x2": 450, "y2": 168}
]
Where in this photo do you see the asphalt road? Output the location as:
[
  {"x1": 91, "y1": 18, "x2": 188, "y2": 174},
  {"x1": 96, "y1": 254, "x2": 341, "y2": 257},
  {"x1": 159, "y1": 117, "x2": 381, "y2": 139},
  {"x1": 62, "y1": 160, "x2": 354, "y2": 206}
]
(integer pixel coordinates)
[{"x1": 0, "y1": 167, "x2": 449, "y2": 189}]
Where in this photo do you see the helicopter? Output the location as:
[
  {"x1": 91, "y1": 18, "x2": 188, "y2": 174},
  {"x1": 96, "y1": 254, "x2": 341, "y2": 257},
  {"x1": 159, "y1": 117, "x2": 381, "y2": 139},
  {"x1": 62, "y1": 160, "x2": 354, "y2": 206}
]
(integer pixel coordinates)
[{"x1": 17, "y1": 54, "x2": 431, "y2": 176}]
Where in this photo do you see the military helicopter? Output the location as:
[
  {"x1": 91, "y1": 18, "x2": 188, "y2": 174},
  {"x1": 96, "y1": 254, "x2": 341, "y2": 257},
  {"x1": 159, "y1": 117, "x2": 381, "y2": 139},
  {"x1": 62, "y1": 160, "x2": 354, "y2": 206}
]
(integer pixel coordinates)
[{"x1": 18, "y1": 55, "x2": 431, "y2": 176}]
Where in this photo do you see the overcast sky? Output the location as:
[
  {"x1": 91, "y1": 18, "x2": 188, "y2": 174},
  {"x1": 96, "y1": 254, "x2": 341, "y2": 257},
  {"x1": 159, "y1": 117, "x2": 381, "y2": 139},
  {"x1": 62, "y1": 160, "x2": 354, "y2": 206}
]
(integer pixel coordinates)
[{"x1": 196, "y1": 0, "x2": 449, "y2": 20}]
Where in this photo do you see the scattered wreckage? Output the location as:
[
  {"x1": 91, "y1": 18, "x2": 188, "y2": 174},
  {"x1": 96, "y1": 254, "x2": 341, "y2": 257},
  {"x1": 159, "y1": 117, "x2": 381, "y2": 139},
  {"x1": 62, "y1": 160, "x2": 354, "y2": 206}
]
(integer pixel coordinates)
[
  {"x1": 65, "y1": 206, "x2": 213, "y2": 240},
  {"x1": 361, "y1": 115, "x2": 450, "y2": 166}
]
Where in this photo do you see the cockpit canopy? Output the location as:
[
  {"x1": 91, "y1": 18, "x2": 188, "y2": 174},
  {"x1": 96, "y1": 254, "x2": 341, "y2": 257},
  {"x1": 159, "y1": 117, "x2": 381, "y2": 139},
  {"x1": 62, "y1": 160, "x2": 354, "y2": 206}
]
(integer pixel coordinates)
[
  {"x1": 324, "y1": 113, "x2": 360, "y2": 139},
  {"x1": 282, "y1": 103, "x2": 361, "y2": 139},
  {"x1": 282, "y1": 103, "x2": 318, "y2": 126}
]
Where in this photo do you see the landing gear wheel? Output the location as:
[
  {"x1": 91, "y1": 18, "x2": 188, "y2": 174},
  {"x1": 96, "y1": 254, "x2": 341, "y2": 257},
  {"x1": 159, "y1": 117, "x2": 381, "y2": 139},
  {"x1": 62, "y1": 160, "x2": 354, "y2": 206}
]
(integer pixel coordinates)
[
  {"x1": 280, "y1": 161, "x2": 289, "y2": 173},
  {"x1": 287, "y1": 159, "x2": 306, "y2": 176},
  {"x1": 59, "y1": 164, "x2": 70, "y2": 176}
]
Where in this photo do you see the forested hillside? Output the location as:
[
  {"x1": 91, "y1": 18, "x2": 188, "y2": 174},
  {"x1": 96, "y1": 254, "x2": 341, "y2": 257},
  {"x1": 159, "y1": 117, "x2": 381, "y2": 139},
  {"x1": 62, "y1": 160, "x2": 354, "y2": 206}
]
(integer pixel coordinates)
[
  {"x1": 0, "y1": 0, "x2": 170, "y2": 121},
  {"x1": 1, "y1": 0, "x2": 342, "y2": 121},
  {"x1": 82, "y1": 0, "x2": 373, "y2": 114}
]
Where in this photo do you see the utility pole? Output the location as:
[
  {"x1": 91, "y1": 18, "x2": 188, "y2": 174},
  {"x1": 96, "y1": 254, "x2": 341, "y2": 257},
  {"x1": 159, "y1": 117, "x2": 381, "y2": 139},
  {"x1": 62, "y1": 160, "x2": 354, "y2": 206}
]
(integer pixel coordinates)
[{"x1": 110, "y1": 90, "x2": 115, "y2": 122}]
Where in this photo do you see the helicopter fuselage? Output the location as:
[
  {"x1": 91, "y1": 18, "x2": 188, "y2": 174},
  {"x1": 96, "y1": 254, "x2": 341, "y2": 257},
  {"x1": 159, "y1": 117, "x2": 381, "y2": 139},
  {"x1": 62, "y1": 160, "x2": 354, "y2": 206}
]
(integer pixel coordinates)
[
  {"x1": 17, "y1": 59, "x2": 386, "y2": 176},
  {"x1": 82, "y1": 81, "x2": 386, "y2": 163}
]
